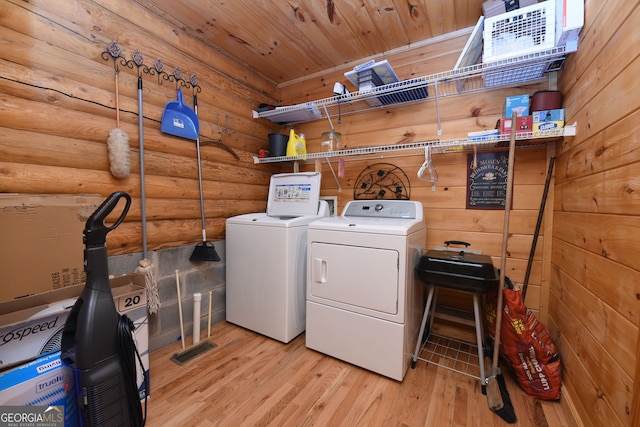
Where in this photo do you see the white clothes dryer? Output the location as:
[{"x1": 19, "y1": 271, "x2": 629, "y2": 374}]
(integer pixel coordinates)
[
  {"x1": 305, "y1": 200, "x2": 425, "y2": 381},
  {"x1": 226, "y1": 173, "x2": 328, "y2": 343}
]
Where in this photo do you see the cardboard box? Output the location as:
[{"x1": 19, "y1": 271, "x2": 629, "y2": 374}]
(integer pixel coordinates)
[
  {"x1": 0, "y1": 294, "x2": 75, "y2": 369},
  {"x1": 467, "y1": 129, "x2": 499, "y2": 140},
  {"x1": 0, "y1": 194, "x2": 103, "y2": 302},
  {"x1": 500, "y1": 115, "x2": 533, "y2": 134},
  {"x1": 533, "y1": 108, "x2": 565, "y2": 132},
  {"x1": 532, "y1": 108, "x2": 565, "y2": 123},
  {"x1": 115, "y1": 277, "x2": 150, "y2": 401},
  {"x1": 0, "y1": 351, "x2": 77, "y2": 426},
  {"x1": 0, "y1": 274, "x2": 149, "y2": 400},
  {"x1": 505, "y1": 94, "x2": 530, "y2": 117},
  {"x1": 533, "y1": 121, "x2": 565, "y2": 132},
  {"x1": 556, "y1": 0, "x2": 584, "y2": 52}
]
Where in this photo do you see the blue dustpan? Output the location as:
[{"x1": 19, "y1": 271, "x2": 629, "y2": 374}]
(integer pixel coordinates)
[{"x1": 161, "y1": 88, "x2": 199, "y2": 140}]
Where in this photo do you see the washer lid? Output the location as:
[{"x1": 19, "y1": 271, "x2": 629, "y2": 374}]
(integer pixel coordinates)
[
  {"x1": 228, "y1": 200, "x2": 329, "y2": 229},
  {"x1": 227, "y1": 212, "x2": 325, "y2": 228},
  {"x1": 267, "y1": 172, "x2": 321, "y2": 217}
]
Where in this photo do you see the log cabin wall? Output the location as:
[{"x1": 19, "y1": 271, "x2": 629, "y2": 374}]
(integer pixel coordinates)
[
  {"x1": 0, "y1": 0, "x2": 282, "y2": 256},
  {"x1": 0, "y1": 0, "x2": 284, "y2": 351},
  {"x1": 550, "y1": 1, "x2": 640, "y2": 426},
  {"x1": 2, "y1": 1, "x2": 639, "y2": 425}
]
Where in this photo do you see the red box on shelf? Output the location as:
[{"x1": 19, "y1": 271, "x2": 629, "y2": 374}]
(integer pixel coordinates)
[{"x1": 500, "y1": 115, "x2": 533, "y2": 134}]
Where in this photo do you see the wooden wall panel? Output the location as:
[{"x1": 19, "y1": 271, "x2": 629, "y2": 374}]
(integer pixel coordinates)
[
  {"x1": 277, "y1": 5, "x2": 640, "y2": 425},
  {"x1": 287, "y1": 41, "x2": 555, "y2": 321},
  {"x1": 4, "y1": 1, "x2": 639, "y2": 424},
  {"x1": 552, "y1": 0, "x2": 640, "y2": 425},
  {"x1": 549, "y1": 289, "x2": 630, "y2": 427}
]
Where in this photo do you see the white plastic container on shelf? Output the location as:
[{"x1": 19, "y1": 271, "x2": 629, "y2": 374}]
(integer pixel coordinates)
[
  {"x1": 555, "y1": 0, "x2": 584, "y2": 52},
  {"x1": 482, "y1": 0, "x2": 556, "y2": 63}
]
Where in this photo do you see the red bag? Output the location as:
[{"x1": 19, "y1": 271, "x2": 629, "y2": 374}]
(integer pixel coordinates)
[{"x1": 485, "y1": 285, "x2": 562, "y2": 400}]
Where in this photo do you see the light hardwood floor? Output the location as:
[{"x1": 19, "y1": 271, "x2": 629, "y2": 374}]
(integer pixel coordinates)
[{"x1": 145, "y1": 322, "x2": 569, "y2": 426}]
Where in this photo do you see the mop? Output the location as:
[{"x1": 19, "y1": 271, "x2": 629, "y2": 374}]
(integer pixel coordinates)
[
  {"x1": 132, "y1": 50, "x2": 160, "y2": 314},
  {"x1": 106, "y1": 42, "x2": 131, "y2": 179}
]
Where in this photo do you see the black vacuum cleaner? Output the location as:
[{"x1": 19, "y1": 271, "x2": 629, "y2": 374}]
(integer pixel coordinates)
[{"x1": 61, "y1": 192, "x2": 146, "y2": 426}]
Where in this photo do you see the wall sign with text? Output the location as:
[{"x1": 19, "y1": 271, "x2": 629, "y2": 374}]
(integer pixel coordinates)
[{"x1": 467, "y1": 151, "x2": 510, "y2": 209}]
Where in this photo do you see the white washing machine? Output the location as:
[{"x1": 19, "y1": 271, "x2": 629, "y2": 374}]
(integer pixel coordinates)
[
  {"x1": 306, "y1": 200, "x2": 425, "y2": 381},
  {"x1": 226, "y1": 172, "x2": 328, "y2": 343}
]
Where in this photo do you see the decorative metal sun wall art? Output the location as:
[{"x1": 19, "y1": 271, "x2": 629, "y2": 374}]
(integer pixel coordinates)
[{"x1": 353, "y1": 163, "x2": 411, "y2": 200}]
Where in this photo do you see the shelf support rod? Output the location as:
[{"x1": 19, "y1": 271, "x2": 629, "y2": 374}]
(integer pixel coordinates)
[
  {"x1": 548, "y1": 71, "x2": 558, "y2": 91},
  {"x1": 321, "y1": 104, "x2": 341, "y2": 191},
  {"x1": 435, "y1": 80, "x2": 442, "y2": 136},
  {"x1": 322, "y1": 105, "x2": 335, "y2": 130}
]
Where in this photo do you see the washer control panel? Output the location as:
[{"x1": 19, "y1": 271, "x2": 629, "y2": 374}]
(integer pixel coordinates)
[{"x1": 342, "y1": 200, "x2": 419, "y2": 219}]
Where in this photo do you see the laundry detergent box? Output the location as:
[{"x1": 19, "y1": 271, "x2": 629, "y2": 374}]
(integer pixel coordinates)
[
  {"x1": 532, "y1": 109, "x2": 565, "y2": 132},
  {"x1": 0, "y1": 351, "x2": 78, "y2": 426},
  {"x1": 0, "y1": 274, "x2": 149, "y2": 401},
  {"x1": 532, "y1": 108, "x2": 565, "y2": 123}
]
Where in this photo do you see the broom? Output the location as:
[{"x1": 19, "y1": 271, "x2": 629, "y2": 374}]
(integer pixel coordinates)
[
  {"x1": 485, "y1": 113, "x2": 517, "y2": 423},
  {"x1": 106, "y1": 42, "x2": 130, "y2": 180},
  {"x1": 189, "y1": 85, "x2": 220, "y2": 262}
]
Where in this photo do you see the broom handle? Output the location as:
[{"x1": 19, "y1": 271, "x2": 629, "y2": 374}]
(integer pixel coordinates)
[
  {"x1": 522, "y1": 156, "x2": 555, "y2": 299},
  {"x1": 115, "y1": 67, "x2": 121, "y2": 128},
  {"x1": 138, "y1": 76, "x2": 148, "y2": 259},
  {"x1": 492, "y1": 112, "x2": 517, "y2": 370},
  {"x1": 194, "y1": 94, "x2": 207, "y2": 243}
]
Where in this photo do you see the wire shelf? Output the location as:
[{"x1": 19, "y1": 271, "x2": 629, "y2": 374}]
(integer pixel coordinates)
[
  {"x1": 253, "y1": 46, "x2": 568, "y2": 125},
  {"x1": 253, "y1": 125, "x2": 574, "y2": 164},
  {"x1": 414, "y1": 333, "x2": 482, "y2": 380}
]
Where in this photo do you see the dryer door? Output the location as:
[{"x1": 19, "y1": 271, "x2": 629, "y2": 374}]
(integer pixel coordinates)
[{"x1": 309, "y1": 242, "x2": 399, "y2": 315}]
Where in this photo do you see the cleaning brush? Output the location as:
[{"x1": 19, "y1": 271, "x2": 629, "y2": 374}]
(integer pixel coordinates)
[
  {"x1": 108, "y1": 127, "x2": 130, "y2": 179},
  {"x1": 106, "y1": 42, "x2": 130, "y2": 179}
]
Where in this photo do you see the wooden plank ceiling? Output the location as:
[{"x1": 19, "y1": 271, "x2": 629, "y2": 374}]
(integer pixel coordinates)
[{"x1": 143, "y1": 0, "x2": 485, "y2": 85}]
